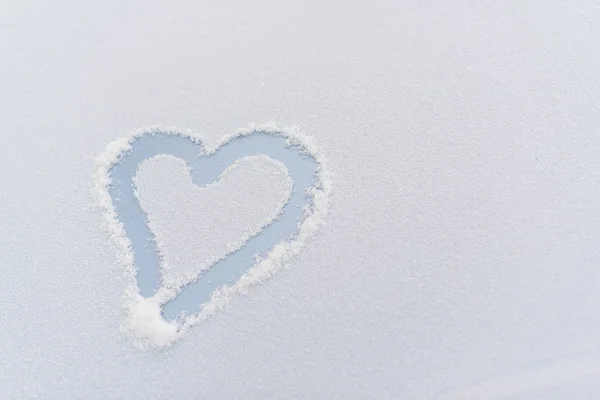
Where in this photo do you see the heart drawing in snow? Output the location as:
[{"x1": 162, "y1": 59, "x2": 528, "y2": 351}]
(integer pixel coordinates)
[{"x1": 93, "y1": 125, "x2": 331, "y2": 348}]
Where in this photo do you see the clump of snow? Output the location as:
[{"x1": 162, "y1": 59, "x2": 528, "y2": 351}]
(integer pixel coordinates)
[
  {"x1": 126, "y1": 295, "x2": 179, "y2": 348},
  {"x1": 92, "y1": 124, "x2": 331, "y2": 349}
]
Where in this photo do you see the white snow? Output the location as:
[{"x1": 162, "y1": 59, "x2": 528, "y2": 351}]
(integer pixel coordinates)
[{"x1": 4, "y1": 1, "x2": 600, "y2": 398}]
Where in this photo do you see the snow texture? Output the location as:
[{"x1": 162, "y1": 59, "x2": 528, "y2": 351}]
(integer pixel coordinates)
[
  {"x1": 5, "y1": 1, "x2": 600, "y2": 398},
  {"x1": 92, "y1": 125, "x2": 331, "y2": 348},
  {"x1": 440, "y1": 356, "x2": 600, "y2": 399}
]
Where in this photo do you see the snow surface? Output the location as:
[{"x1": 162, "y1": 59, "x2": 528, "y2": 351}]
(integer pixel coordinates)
[
  {"x1": 3, "y1": 0, "x2": 600, "y2": 398},
  {"x1": 440, "y1": 356, "x2": 600, "y2": 399}
]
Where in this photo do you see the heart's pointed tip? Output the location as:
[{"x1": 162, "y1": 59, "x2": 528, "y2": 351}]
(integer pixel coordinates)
[{"x1": 125, "y1": 296, "x2": 180, "y2": 349}]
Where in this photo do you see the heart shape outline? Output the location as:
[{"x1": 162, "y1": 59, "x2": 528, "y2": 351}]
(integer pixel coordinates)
[{"x1": 93, "y1": 124, "x2": 331, "y2": 348}]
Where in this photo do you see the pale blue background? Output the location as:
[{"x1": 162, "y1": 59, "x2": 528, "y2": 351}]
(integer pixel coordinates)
[{"x1": 2, "y1": 1, "x2": 600, "y2": 398}]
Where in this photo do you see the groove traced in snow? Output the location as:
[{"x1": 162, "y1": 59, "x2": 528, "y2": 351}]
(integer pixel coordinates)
[{"x1": 92, "y1": 124, "x2": 331, "y2": 349}]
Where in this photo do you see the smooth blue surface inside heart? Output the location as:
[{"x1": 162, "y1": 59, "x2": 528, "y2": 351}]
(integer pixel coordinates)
[{"x1": 109, "y1": 132, "x2": 317, "y2": 321}]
